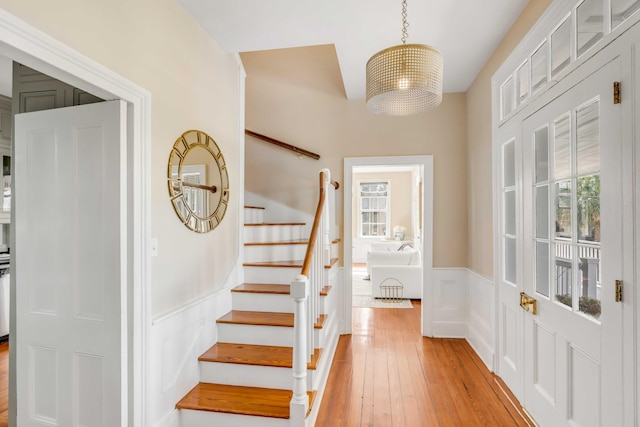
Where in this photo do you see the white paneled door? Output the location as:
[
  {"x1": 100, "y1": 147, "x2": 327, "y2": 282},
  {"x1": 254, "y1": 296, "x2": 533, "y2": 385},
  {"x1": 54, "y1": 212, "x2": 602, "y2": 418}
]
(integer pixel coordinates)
[
  {"x1": 14, "y1": 100, "x2": 127, "y2": 426},
  {"x1": 521, "y1": 59, "x2": 623, "y2": 426}
]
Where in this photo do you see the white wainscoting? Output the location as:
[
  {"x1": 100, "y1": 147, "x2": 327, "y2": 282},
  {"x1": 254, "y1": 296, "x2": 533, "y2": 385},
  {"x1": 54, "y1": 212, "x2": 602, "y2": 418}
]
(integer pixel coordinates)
[
  {"x1": 465, "y1": 270, "x2": 495, "y2": 371},
  {"x1": 149, "y1": 287, "x2": 233, "y2": 427},
  {"x1": 430, "y1": 268, "x2": 495, "y2": 371},
  {"x1": 431, "y1": 268, "x2": 468, "y2": 338}
]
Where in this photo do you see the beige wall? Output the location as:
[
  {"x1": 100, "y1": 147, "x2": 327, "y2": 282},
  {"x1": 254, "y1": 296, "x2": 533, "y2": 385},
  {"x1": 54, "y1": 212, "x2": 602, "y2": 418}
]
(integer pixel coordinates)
[
  {"x1": 0, "y1": 0, "x2": 243, "y2": 317},
  {"x1": 244, "y1": 67, "x2": 468, "y2": 268},
  {"x1": 466, "y1": 0, "x2": 553, "y2": 278},
  {"x1": 352, "y1": 171, "x2": 414, "y2": 238}
]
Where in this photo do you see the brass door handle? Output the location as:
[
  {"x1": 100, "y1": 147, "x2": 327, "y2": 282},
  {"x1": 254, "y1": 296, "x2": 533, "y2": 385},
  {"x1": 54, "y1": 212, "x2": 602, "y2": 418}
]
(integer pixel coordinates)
[{"x1": 520, "y1": 292, "x2": 537, "y2": 315}]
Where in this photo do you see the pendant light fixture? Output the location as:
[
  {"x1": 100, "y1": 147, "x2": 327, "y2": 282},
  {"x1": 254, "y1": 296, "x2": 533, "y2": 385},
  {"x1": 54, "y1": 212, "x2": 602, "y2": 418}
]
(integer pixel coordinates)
[{"x1": 366, "y1": 0, "x2": 443, "y2": 116}]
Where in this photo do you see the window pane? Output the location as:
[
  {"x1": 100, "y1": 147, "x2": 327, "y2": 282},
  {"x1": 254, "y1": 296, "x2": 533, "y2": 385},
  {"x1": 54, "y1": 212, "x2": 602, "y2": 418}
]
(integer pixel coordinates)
[
  {"x1": 612, "y1": 0, "x2": 640, "y2": 28},
  {"x1": 555, "y1": 180, "x2": 572, "y2": 239},
  {"x1": 532, "y1": 41, "x2": 548, "y2": 94},
  {"x1": 578, "y1": 175, "x2": 600, "y2": 242},
  {"x1": 516, "y1": 61, "x2": 529, "y2": 106},
  {"x1": 577, "y1": 0, "x2": 604, "y2": 57},
  {"x1": 578, "y1": 253, "x2": 601, "y2": 319},
  {"x1": 505, "y1": 190, "x2": 516, "y2": 236},
  {"x1": 577, "y1": 100, "x2": 600, "y2": 176},
  {"x1": 536, "y1": 185, "x2": 549, "y2": 239},
  {"x1": 536, "y1": 242, "x2": 550, "y2": 297},
  {"x1": 535, "y1": 126, "x2": 549, "y2": 183},
  {"x1": 554, "y1": 242, "x2": 573, "y2": 306},
  {"x1": 551, "y1": 17, "x2": 571, "y2": 77},
  {"x1": 362, "y1": 198, "x2": 369, "y2": 209},
  {"x1": 503, "y1": 140, "x2": 515, "y2": 187},
  {"x1": 554, "y1": 114, "x2": 571, "y2": 179},
  {"x1": 505, "y1": 237, "x2": 516, "y2": 284},
  {"x1": 502, "y1": 76, "x2": 515, "y2": 117}
]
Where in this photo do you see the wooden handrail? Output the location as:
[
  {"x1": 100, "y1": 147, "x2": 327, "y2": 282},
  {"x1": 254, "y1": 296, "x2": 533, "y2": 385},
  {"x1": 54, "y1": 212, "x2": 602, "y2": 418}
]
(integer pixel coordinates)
[
  {"x1": 301, "y1": 171, "x2": 327, "y2": 277},
  {"x1": 182, "y1": 181, "x2": 217, "y2": 193},
  {"x1": 331, "y1": 180, "x2": 339, "y2": 190},
  {"x1": 245, "y1": 129, "x2": 320, "y2": 160}
]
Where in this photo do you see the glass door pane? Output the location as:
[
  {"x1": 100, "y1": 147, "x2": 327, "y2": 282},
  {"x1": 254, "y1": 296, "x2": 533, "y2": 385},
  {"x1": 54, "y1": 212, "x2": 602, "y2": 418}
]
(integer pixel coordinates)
[
  {"x1": 577, "y1": 0, "x2": 604, "y2": 57},
  {"x1": 611, "y1": 0, "x2": 640, "y2": 28},
  {"x1": 551, "y1": 17, "x2": 572, "y2": 77}
]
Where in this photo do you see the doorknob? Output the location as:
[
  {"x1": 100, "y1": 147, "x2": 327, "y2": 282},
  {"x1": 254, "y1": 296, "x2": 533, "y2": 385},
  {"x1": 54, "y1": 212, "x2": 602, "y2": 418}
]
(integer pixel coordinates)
[{"x1": 520, "y1": 292, "x2": 537, "y2": 315}]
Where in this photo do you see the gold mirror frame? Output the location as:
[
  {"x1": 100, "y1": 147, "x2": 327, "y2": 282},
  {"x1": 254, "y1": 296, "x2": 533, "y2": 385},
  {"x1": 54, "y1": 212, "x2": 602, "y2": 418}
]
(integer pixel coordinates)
[{"x1": 167, "y1": 130, "x2": 229, "y2": 233}]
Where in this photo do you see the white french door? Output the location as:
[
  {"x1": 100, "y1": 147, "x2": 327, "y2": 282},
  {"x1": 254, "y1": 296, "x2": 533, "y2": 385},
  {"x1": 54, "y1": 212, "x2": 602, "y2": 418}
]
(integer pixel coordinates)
[
  {"x1": 520, "y1": 58, "x2": 623, "y2": 426},
  {"x1": 14, "y1": 100, "x2": 128, "y2": 426}
]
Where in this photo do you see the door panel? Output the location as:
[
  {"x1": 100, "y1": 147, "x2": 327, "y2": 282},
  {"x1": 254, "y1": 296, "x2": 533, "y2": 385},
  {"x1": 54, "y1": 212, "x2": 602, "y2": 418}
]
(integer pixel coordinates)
[
  {"x1": 15, "y1": 100, "x2": 127, "y2": 426},
  {"x1": 521, "y1": 58, "x2": 622, "y2": 427}
]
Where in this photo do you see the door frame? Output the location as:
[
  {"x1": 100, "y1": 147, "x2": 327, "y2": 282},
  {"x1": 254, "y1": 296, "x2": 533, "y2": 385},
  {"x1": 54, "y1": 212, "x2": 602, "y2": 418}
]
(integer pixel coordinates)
[
  {"x1": 0, "y1": 9, "x2": 151, "y2": 426},
  {"x1": 343, "y1": 155, "x2": 434, "y2": 336}
]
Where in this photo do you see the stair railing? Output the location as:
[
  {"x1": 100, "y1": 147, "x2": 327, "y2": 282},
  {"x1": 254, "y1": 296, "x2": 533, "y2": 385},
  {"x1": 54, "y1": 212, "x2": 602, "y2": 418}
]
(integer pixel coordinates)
[{"x1": 290, "y1": 169, "x2": 337, "y2": 423}]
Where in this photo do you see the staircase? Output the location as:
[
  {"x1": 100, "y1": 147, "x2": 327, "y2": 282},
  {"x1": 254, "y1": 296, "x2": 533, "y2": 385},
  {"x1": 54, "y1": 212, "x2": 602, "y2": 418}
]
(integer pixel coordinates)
[{"x1": 176, "y1": 194, "x2": 340, "y2": 426}]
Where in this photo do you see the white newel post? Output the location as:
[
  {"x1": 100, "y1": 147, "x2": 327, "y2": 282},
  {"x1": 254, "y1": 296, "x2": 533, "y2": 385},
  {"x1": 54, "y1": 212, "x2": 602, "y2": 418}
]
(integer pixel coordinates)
[{"x1": 290, "y1": 274, "x2": 309, "y2": 424}]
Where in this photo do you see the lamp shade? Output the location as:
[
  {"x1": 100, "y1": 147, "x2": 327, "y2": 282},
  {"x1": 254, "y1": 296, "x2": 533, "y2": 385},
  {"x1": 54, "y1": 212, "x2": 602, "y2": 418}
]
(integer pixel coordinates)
[{"x1": 366, "y1": 43, "x2": 443, "y2": 116}]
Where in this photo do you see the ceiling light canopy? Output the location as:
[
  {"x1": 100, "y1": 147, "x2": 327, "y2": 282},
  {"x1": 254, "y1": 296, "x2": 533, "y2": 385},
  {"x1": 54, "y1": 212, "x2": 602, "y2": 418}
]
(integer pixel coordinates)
[{"x1": 366, "y1": 0, "x2": 443, "y2": 116}]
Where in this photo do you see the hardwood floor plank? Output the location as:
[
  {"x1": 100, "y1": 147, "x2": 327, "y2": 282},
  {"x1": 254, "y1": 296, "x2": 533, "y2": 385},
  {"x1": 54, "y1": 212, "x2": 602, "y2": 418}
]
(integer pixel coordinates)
[{"x1": 316, "y1": 301, "x2": 528, "y2": 427}]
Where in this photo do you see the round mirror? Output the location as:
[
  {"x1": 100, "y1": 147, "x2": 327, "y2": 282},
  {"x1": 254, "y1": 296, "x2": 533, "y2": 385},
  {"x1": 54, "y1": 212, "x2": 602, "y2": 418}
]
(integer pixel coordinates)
[{"x1": 167, "y1": 130, "x2": 229, "y2": 233}]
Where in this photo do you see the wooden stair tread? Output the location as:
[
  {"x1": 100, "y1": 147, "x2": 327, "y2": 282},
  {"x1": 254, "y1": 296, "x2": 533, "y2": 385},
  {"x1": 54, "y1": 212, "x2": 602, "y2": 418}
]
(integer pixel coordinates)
[
  {"x1": 245, "y1": 239, "x2": 309, "y2": 246},
  {"x1": 244, "y1": 222, "x2": 306, "y2": 226},
  {"x1": 199, "y1": 343, "x2": 322, "y2": 370},
  {"x1": 218, "y1": 311, "x2": 327, "y2": 329},
  {"x1": 232, "y1": 283, "x2": 290, "y2": 294},
  {"x1": 320, "y1": 285, "x2": 332, "y2": 296},
  {"x1": 243, "y1": 258, "x2": 339, "y2": 269},
  {"x1": 176, "y1": 383, "x2": 316, "y2": 419},
  {"x1": 244, "y1": 205, "x2": 265, "y2": 210}
]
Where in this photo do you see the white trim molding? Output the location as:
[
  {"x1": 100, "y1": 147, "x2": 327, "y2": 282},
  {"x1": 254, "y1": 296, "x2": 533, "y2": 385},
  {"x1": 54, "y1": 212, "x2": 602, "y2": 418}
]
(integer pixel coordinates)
[{"x1": 0, "y1": 9, "x2": 151, "y2": 426}]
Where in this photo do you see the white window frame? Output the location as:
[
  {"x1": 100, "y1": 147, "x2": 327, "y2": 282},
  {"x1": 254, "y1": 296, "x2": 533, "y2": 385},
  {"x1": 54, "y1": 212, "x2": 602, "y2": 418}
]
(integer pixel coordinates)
[{"x1": 357, "y1": 179, "x2": 391, "y2": 238}]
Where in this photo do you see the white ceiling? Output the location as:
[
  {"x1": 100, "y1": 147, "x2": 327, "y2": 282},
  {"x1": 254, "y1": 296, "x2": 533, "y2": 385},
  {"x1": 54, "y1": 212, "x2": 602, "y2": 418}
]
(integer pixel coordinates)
[{"x1": 178, "y1": 0, "x2": 530, "y2": 99}]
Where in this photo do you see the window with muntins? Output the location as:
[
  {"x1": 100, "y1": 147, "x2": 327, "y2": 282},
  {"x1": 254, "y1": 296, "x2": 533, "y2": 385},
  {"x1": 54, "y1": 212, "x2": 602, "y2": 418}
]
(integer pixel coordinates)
[{"x1": 359, "y1": 181, "x2": 390, "y2": 237}]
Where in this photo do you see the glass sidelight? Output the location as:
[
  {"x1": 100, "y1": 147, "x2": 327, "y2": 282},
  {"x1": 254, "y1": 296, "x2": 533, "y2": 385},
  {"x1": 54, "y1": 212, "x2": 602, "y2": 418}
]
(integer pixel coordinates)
[{"x1": 503, "y1": 140, "x2": 517, "y2": 285}]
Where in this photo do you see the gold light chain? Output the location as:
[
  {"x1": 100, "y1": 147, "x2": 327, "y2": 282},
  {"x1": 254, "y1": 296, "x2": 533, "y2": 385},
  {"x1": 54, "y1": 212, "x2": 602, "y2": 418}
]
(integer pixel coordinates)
[{"x1": 401, "y1": 0, "x2": 409, "y2": 44}]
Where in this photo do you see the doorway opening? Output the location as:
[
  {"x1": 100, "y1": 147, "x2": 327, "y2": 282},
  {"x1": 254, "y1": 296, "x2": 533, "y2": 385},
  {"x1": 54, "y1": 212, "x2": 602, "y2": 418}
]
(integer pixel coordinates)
[
  {"x1": 0, "y1": 12, "x2": 150, "y2": 425},
  {"x1": 343, "y1": 156, "x2": 433, "y2": 336}
]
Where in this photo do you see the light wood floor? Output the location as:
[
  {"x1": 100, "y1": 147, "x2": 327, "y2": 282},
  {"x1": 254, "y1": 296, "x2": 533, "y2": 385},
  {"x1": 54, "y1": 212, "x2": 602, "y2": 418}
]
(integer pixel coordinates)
[
  {"x1": 316, "y1": 301, "x2": 531, "y2": 426},
  {"x1": 0, "y1": 303, "x2": 530, "y2": 427}
]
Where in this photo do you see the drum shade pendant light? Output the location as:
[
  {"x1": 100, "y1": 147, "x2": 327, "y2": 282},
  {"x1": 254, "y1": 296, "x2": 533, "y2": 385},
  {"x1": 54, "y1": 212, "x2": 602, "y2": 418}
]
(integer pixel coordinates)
[{"x1": 366, "y1": 0, "x2": 443, "y2": 115}]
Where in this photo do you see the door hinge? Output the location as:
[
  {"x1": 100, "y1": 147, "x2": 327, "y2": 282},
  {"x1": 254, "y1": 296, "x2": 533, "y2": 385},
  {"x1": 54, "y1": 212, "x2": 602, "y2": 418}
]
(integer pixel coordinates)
[
  {"x1": 614, "y1": 82, "x2": 621, "y2": 104},
  {"x1": 615, "y1": 280, "x2": 623, "y2": 302}
]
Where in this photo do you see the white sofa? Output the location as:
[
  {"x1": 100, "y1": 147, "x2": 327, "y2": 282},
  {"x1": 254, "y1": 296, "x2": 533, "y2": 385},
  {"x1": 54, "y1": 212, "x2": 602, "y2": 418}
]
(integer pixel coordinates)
[
  {"x1": 366, "y1": 248, "x2": 422, "y2": 299},
  {"x1": 366, "y1": 248, "x2": 420, "y2": 276}
]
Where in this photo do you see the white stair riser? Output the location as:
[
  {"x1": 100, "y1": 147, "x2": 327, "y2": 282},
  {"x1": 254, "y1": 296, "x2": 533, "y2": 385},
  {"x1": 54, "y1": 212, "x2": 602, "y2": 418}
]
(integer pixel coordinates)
[
  {"x1": 243, "y1": 266, "x2": 299, "y2": 284},
  {"x1": 232, "y1": 291, "x2": 329, "y2": 314},
  {"x1": 232, "y1": 292, "x2": 294, "y2": 313},
  {"x1": 244, "y1": 225, "x2": 305, "y2": 243},
  {"x1": 244, "y1": 208, "x2": 264, "y2": 224},
  {"x1": 181, "y1": 408, "x2": 288, "y2": 427},
  {"x1": 217, "y1": 323, "x2": 293, "y2": 347},
  {"x1": 244, "y1": 244, "x2": 308, "y2": 263},
  {"x1": 200, "y1": 361, "x2": 318, "y2": 391},
  {"x1": 217, "y1": 323, "x2": 325, "y2": 348}
]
